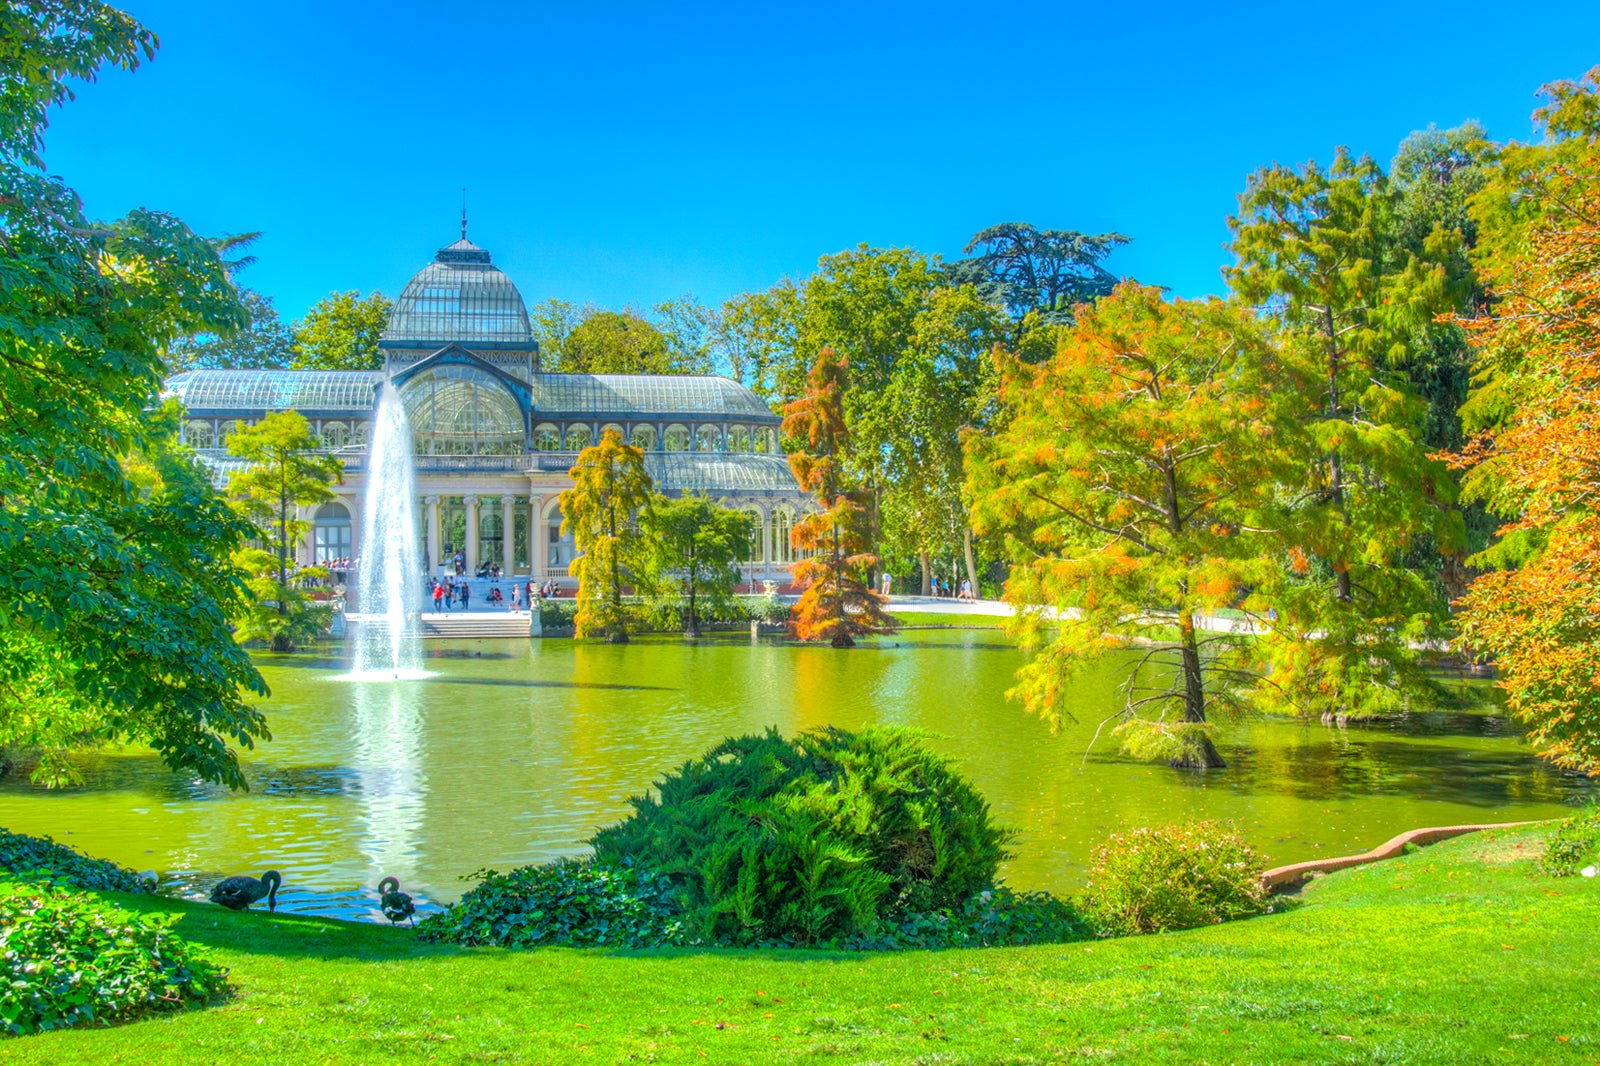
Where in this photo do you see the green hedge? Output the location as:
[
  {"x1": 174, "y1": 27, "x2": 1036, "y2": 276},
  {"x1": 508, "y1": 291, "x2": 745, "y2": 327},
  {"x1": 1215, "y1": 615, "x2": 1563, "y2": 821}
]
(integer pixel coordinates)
[
  {"x1": 539, "y1": 595, "x2": 789, "y2": 632},
  {"x1": 1082, "y1": 821, "x2": 1270, "y2": 935},
  {"x1": 0, "y1": 880, "x2": 226, "y2": 1035},
  {"x1": 1539, "y1": 805, "x2": 1600, "y2": 876}
]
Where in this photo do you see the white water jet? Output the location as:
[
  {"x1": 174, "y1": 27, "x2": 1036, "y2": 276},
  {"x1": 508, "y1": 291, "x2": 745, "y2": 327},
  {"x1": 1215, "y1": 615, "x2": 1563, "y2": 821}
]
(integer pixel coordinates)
[{"x1": 348, "y1": 382, "x2": 427, "y2": 680}]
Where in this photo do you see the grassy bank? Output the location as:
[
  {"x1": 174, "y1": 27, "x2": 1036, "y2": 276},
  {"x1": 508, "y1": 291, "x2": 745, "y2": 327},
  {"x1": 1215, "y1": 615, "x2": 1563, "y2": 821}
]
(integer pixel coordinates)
[{"x1": 9, "y1": 826, "x2": 1595, "y2": 1065}]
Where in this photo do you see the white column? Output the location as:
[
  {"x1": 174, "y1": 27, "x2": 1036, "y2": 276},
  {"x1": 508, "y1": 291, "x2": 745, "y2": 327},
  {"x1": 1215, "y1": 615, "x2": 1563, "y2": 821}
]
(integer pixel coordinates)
[
  {"x1": 531, "y1": 497, "x2": 544, "y2": 580},
  {"x1": 463, "y1": 495, "x2": 479, "y2": 574},
  {"x1": 425, "y1": 495, "x2": 440, "y2": 574},
  {"x1": 502, "y1": 494, "x2": 515, "y2": 575}
]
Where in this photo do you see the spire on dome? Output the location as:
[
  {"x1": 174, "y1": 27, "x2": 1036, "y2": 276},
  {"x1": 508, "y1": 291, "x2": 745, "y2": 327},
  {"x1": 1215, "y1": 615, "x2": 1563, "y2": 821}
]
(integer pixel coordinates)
[{"x1": 460, "y1": 187, "x2": 467, "y2": 241}]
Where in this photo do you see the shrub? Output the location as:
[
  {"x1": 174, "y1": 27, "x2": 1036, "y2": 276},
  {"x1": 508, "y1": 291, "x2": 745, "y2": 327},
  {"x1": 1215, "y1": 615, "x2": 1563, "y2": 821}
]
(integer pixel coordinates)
[
  {"x1": 416, "y1": 858, "x2": 684, "y2": 949},
  {"x1": 855, "y1": 885, "x2": 1087, "y2": 951},
  {"x1": 0, "y1": 880, "x2": 226, "y2": 1034},
  {"x1": 0, "y1": 829, "x2": 151, "y2": 894},
  {"x1": 590, "y1": 727, "x2": 1014, "y2": 946},
  {"x1": 1082, "y1": 821, "x2": 1269, "y2": 936},
  {"x1": 1539, "y1": 805, "x2": 1600, "y2": 876}
]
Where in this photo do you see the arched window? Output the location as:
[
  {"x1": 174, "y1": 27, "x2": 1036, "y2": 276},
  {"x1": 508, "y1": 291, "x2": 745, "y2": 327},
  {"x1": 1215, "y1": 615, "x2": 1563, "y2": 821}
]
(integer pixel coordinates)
[
  {"x1": 695, "y1": 425, "x2": 723, "y2": 452},
  {"x1": 479, "y1": 501, "x2": 504, "y2": 568},
  {"x1": 544, "y1": 498, "x2": 577, "y2": 568},
  {"x1": 728, "y1": 425, "x2": 751, "y2": 453},
  {"x1": 218, "y1": 420, "x2": 242, "y2": 448},
  {"x1": 313, "y1": 501, "x2": 352, "y2": 564},
  {"x1": 770, "y1": 506, "x2": 796, "y2": 565},
  {"x1": 743, "y1": 507, "x2": 765, "y2": 563},
  {"x1": 753, "y1": 427, "x2": 775, "y2": 454},
  {"x1": 184, "y1": 420, "x2": 215, "y2": 449},
  {"x1": 602, "y1": 423, "x2": 625, "y2": 442},
  {"x1": 663, "y1": 424, "x2": 690, "y2": 452},
  {"x1": 533, "y1": 424, "x2": 562, "y2": 451},
  {"x1": 399, "y1": 364, "x2": 525, "y2": 456},
  {"x1": 630, "y1": 425, "x2": 657, "y2": 450},
  {"x1": 320, "y1": 421, "x2": 350, "y2": 449},
  {"x1": 564, "y1": 425, "x2": 592, "y2": 451},
  {"x1": 353, "y1": 421, "x2": 371, "y2": 447}
]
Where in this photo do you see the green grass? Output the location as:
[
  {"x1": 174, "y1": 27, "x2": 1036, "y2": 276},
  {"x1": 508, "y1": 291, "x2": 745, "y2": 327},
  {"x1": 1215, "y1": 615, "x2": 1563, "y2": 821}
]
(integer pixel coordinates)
[{"x1": 9, "y1": 826, "x2": 1596, "y2": 1065}]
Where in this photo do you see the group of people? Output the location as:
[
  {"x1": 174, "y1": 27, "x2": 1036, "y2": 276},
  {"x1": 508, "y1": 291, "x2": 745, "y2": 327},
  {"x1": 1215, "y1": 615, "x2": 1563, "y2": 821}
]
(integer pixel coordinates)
[
  {"x1": 426, "y1": 575, "x2": 566, "y2": 613},
  {"x1": 877, "y1": 572, "x2": 979, "y2": 601}
]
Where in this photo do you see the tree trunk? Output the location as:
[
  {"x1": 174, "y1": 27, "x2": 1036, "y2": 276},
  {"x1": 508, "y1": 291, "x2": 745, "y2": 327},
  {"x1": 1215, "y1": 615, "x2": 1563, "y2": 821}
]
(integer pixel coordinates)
[
  {"x1": 919, "y1": 550, "x2": 932, "y2": 596},
  {"x1": 1321, "y1": 305, "x2": 1354, "y2": 604},
  {"x1": 1170, "y1": 608, "x2": 1225, "y2": 769},
  {"x1": 963, "y1": 527, "x2": 978, "y2": 596},
  {"x1": 684, "y1": 553, "x2": 699, "y2": 638}
]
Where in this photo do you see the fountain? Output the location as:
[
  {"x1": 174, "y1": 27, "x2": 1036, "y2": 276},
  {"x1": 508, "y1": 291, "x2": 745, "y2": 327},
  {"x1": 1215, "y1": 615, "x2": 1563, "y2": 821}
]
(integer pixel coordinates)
[{"x1": 348, "y1": 382, "x2": 428, "y2": 680}]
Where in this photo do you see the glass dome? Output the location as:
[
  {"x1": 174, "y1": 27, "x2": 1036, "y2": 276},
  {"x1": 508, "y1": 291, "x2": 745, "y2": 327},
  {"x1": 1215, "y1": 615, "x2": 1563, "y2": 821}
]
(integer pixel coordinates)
[
  {"x1": 383, "y1": 239, "x2": 534, "y2": 345},
  {"x1": 400, "y1": 364, "x2": 525, "y2": 455}
]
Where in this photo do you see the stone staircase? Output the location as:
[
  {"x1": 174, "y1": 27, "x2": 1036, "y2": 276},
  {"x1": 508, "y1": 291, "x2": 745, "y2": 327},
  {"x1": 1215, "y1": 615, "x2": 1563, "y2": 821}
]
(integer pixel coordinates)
[{"x1": 417, "y1": 612, "x2": 533, "y2": 639}]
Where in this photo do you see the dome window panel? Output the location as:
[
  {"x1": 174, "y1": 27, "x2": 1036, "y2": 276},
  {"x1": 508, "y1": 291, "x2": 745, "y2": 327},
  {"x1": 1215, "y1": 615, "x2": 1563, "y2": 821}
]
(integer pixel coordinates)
[
  {"x1": 729, "y1": 425, "x2": 751, "y2": 453},
  {"x1": 564, "y1": 425, "x2": 592, "y2": 451},
  {"x1": 695, "y1": 425, "x2": 723, "y2": 452},
  {"x1": 320, "y1": 421, "x2": 350, "y2": 449},
  {"x1": 534, "y1": 424, "x2": 562, "y2": 452},
  {"x1": 663, "y1": 424, "x2": 690, "y2": 453},
  {"x1": 630, "y1": 425, "x2": 657, "y2": 450},
  {"x1": 399, "y1": 364, "x2": 525, "y2": 456},
  {"x1": 184, "y1": 420, "x2": 215, "y2": 449}
]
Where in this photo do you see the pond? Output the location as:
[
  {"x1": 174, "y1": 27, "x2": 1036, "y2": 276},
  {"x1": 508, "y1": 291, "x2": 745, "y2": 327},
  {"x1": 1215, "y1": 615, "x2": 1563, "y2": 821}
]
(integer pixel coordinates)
[{"x1": 0, "y1": 629, "x2": 1589, "y2": 922}]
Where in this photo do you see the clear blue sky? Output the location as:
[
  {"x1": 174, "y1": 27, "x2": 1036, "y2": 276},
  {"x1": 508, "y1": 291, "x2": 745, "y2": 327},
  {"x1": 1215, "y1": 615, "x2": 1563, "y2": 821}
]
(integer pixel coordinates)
[{"x1": 41, "y1": 0, "x2": 1600, "y2": 322}]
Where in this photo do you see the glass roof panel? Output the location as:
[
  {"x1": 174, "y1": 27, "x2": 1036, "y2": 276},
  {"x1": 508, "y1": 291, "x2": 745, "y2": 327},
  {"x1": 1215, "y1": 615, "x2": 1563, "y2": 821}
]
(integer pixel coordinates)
[
  {"x1": 534, "y1": 374, "x2": 775, "y2": 419},
  {"x1": 383, "y1": 240, "x2": 533, "y2": 344},
  {"x1": 644, "y1": 453, "x2": 800, "y2": 494},
  {"x1": 164, "y1": 370, "x2": 379, "y2": 411}
]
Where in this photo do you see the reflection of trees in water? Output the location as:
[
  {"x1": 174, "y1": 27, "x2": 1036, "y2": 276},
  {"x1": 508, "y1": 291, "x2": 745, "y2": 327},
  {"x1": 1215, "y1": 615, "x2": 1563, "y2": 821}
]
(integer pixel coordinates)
[{"x1": 1177, "y1": 733, "x2": 1589, "y2": 806}]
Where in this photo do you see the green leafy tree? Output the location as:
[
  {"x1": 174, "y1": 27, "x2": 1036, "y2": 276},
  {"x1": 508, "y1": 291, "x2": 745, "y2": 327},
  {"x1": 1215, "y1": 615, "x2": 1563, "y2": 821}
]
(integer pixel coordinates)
[
  {"x1": 226, "y1": 412, "x2": 342, "y2": 651},
  {"x1": 784, "y1": 348, "x2": 893, "y2": 647},
  {"x1": 947, "y1": 222, "x2": 1130, "y2": 323},
  {"x1": 0, "y1": 0, "x2": 269, "y2": 787},
  {"x1": 528, "y1": 297, "x2": 586, "y2": 369},
  {"x1": 640, "y1": 494, "x2": 754, "y2": 636},
  {"x1": 968, "y1": 285, "x2": 1280, "y2": 769},
  {"x1": 1227, "y1": 148, "x2": 1465, "y2": 723},
  {"x1": 560, "y1": 429, "x2": 654, "y2": 642},
  {"x1": 652, "y1": 295, "x2": 716, "y2": 375},
  {"x1": 166, "y1": 288, "x2": 293, "y2": 370},
  {"x1": 559, "y1": 309, "x2": 678, "y2": 374},
  {"x1": 290, "y1": 289, "x2": 391, "y2": 370}
]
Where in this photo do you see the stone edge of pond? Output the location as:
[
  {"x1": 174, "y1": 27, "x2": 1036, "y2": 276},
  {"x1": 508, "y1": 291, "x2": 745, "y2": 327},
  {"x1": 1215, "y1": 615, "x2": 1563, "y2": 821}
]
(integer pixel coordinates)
[{"x1": 1262, "y1": 820, "x2": 1552, "y2": 893}]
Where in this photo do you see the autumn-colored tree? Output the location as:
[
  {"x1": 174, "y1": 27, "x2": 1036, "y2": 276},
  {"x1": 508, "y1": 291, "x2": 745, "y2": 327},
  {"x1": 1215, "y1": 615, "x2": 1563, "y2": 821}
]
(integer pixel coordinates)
[
  {"x1": 783, "y1": 348, "x2": 892, "y2": 647},
  {"x1": 969, "y1": 285, "x2": 1280, "y2": 769},
  {"x1": 227, "y1": 411, "x2": 343, "y2": 651},
  {"x1": 560, "y1": 428, "x2": 654, "y2": 643},
  {"x1": 1227, "y1": 148, "x2": 1465, "y2": 722},
  {"x1": 1453, "y1": 68, "x2": 1600, "y2": 775}
]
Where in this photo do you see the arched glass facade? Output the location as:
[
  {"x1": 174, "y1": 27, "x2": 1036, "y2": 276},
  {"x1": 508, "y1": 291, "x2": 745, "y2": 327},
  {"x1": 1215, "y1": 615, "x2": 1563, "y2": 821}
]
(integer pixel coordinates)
[{"x1": 400, "y1": 365, "x2": 525, "y2": 455}]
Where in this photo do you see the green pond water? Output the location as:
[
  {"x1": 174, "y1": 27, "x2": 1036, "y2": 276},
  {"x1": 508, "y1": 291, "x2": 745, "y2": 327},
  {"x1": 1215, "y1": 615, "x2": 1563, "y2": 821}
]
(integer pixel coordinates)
[{"x1": 0, "y1": 629, "x2": 1589, "y2": 922}]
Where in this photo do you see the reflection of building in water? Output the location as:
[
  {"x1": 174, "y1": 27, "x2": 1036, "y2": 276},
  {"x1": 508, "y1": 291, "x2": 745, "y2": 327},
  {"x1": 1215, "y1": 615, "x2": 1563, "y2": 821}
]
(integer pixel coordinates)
[
  {"x1": 349, "y1": 682, "x2": 429, "y2": 890},
  {"x1": 164, "y1": 232, "x2": 808, "y2": 584}
]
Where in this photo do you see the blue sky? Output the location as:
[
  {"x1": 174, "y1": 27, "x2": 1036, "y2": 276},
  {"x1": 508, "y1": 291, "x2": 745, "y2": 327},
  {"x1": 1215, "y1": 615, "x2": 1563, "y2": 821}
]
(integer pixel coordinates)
[{"x1": 42, "y1": 1, "x2": 1600, "y2": 322}]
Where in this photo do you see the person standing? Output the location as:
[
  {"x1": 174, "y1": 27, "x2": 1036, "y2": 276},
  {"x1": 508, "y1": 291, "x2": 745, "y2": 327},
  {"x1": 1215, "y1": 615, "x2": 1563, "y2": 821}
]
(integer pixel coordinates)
[
  {"x1": 431, "y1": 582, "x2": 444, "y2": 613},
  {"x1": 460, "y1": 582, "x2": 472, "y2": 611}
]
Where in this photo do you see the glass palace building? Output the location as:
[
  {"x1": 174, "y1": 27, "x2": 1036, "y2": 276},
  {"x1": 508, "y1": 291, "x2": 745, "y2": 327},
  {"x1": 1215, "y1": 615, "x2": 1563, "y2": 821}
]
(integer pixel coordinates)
[{"x1": 163, "y1": 236, "x2": 808, "y2": 583}]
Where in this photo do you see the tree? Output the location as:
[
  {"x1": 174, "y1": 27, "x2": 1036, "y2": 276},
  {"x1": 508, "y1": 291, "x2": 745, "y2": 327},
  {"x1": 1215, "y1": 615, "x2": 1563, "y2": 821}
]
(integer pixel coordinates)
[
  {"x1": 559, "y1": 309, "x2": 677, "y2": 374},
  {"x1": 1227, "y1": 148, "x2": 1464, "y2": 722},
  {"x1": 291, "y1": 289, "x2": 391, "y2": 370},
  {"x1": 528, "y1": 297, "x2": 586, "y2": 369},
  {"x1": 968, "y1": 285, "x2": 1280, "y2": 769},
  {"x1": 1453, "y1": 68, "x2": 1600, "y2": 775},
  {"x1": 653, "y1": 295, "x2": 717, "y2": 375},
  {"x1": 166, "y1": 288, "x2": 294, "y2": 370},
  {"x1": 947, "y1": 222, "x2": 1130, "y2": 323},
  {"x1": 783, "y1": 348, "x2": 893, "y2": 647},
  {"x1": 227, "y1": 412, "x2": 342, "y2": 651},
  {"x1": 0, "y1": 0, "x2": 269, "y2": 787},
  {"x1": 560, "y1": 429, "x2": 654, "y2": 642},
  {"x1": 640, "y1": 494, "x2": 754, "y2": 636}
]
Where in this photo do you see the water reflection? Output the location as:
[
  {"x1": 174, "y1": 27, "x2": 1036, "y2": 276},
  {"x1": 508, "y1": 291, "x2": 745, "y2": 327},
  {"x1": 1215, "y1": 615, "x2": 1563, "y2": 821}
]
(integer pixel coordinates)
[{"x1": 0, "y1": 630, "x2": 1589, "y2": 923}]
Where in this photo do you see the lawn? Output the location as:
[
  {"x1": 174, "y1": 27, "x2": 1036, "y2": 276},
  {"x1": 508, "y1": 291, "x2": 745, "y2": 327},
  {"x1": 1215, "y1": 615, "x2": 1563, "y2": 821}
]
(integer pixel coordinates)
[{"x1": 8, "y1": 826, "x2": 1595, "y2": 1065}]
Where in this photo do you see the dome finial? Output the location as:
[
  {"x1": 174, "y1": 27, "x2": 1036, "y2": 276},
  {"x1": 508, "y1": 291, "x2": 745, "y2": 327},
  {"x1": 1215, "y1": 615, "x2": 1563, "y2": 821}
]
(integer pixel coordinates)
[{"x1": 460, "y1": 187, "x2": 468, "y2": 241}]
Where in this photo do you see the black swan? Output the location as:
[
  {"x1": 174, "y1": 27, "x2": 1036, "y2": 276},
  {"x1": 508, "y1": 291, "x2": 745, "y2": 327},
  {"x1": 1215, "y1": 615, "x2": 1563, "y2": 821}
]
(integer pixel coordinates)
[
  {"x1": 378, "y1": 876, "x2": 416, "y2": 926},
  {"x1": 210, "y1": 870, "x2": 282, "y2": 912}
]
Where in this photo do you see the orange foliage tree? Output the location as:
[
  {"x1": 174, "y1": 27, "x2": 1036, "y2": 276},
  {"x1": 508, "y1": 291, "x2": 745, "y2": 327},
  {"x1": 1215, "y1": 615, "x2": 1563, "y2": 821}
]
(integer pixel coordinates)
[
  {"x1": 782, "y1": 347, "x2": 893, "y2": 647},
  {"x1": 1454, "y1": 69, "x2": 1600, "y2": 774}
]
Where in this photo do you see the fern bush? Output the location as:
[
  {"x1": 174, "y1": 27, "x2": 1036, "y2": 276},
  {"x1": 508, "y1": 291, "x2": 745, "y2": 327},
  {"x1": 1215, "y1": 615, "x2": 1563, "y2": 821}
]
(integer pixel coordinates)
[
  {"x1": 590, "y1": 727, "x2": 1014, "y2": 946},
  {"x1": 0, "y1": 880, "x2": 225, "y2": 1034},
  {"x1": 0, "y1": 829, "x2": 151, "y2": 894},
  {"x1": 1539, "y1": 805, "x2": 1600, "y2": 876},
  {"x1": 1083, "y1": 821, "x2": 1269, "y2": 935}
]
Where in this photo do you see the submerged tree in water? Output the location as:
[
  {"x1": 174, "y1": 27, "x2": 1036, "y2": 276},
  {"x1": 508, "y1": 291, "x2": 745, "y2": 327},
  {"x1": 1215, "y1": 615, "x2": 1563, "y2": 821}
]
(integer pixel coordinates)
[
  {"x1": 561, "y1": 429, "x2": 654, "y2": 643},
  {"x1": 969, "y1": 285, "x2": 1281, "y2": 769}
]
